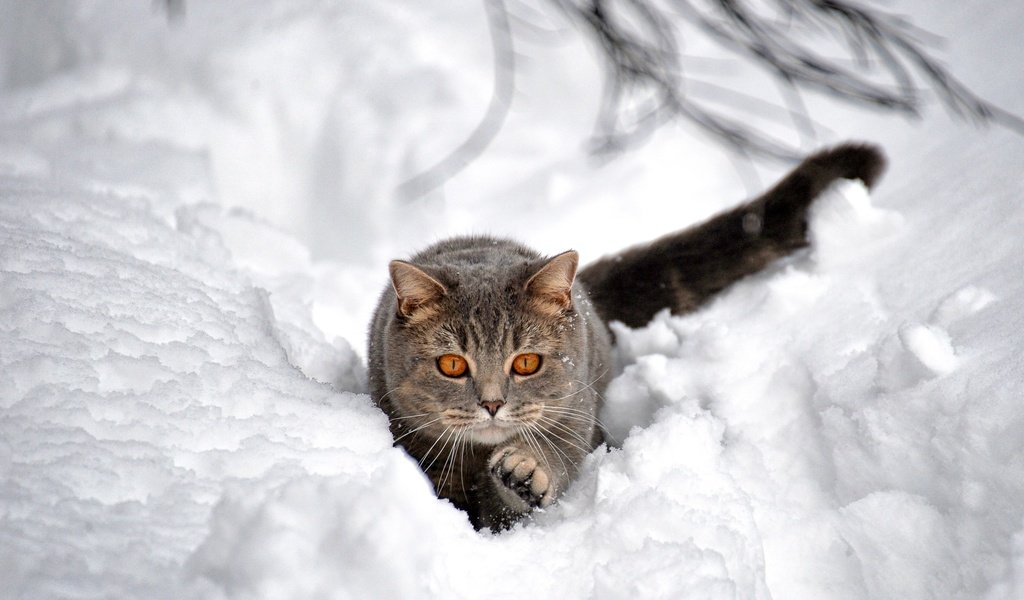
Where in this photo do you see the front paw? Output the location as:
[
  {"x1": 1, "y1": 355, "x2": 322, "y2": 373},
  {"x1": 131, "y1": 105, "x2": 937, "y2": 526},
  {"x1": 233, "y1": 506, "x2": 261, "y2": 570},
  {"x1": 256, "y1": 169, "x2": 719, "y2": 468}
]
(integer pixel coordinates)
[{"x1": 488, "y1": 446, "x2": 554, "y2": 509}]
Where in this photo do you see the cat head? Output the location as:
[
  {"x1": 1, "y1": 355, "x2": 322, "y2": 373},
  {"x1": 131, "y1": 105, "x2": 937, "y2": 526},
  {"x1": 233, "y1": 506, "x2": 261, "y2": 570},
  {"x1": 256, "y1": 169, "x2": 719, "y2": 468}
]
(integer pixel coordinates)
[{"x1": 381, "y1": 249, "x2": 598, "y2": 448}]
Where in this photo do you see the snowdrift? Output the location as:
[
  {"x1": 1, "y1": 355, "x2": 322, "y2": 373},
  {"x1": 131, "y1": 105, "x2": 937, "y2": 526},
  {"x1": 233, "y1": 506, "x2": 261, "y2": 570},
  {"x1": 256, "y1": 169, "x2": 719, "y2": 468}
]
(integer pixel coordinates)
[{"x1": 2, "y1": 1, "x2": 1024, "y2": 599}]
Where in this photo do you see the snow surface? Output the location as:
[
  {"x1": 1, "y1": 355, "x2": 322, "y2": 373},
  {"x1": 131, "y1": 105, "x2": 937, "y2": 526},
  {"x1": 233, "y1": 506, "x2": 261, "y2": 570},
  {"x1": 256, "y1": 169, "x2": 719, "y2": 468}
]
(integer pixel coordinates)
[{"x1": 2, "y1": 1, "x2": 1024, "y2": 599}]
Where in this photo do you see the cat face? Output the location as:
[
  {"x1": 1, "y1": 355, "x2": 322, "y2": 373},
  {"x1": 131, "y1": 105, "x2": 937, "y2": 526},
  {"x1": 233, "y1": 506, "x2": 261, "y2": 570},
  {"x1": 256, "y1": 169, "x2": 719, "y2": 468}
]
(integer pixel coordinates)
[{"x1": 382, "y1": 251, "x2": 599, "y2": 448}]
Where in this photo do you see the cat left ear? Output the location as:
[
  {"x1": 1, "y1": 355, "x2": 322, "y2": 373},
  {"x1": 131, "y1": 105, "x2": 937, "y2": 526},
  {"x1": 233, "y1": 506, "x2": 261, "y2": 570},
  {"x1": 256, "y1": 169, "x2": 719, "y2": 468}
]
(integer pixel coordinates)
[
  {"x1": 389, "y1": 260, "x2": 447, "y2": 319},
  {"x1": 525, "y1": 250, "x2": 578, "y2": 311}
]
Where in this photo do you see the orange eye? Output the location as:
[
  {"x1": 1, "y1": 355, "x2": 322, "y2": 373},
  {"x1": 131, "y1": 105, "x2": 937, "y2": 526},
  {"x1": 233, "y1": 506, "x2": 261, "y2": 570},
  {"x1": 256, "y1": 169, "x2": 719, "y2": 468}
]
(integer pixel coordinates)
[
  {"x1": 511, "y1": 353, "x2": 542, "y2": 376},
  {"x1": 437, "y1": 354, "x2": 468, "y2": 378}
]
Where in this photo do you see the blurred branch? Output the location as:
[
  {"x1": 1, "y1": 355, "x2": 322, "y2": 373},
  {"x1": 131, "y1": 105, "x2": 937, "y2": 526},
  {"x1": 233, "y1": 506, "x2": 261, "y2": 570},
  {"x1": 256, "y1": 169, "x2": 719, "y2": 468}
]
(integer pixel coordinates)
[
  {"x1": 399, "y1": 0, "x2": 1024, "y2": 198},
  {"x1": 156, "y1": 0, "x2": 187, "y2": 23},
  {"x1": 397, "y1": 0, "x2": 516, "y2": 200},
  {"x1": 561, "y1": 0, "x2": 1024, "y2": 159}
]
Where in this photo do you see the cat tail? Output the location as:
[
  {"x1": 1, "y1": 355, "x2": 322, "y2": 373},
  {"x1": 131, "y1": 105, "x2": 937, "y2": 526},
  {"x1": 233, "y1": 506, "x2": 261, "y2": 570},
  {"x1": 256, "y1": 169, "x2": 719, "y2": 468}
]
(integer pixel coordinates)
[{"x1": 577, "y1": 142, "x2": 886, "y2": 329}]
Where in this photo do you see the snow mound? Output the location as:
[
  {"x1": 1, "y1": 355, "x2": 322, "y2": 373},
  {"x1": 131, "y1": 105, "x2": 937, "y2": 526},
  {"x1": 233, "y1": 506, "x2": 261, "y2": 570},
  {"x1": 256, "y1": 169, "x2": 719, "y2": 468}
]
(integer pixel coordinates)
[
  {"x1": 3, "y1": 1, "x2": 1024, "y2": 598},
  {"x1": 190, "y1": 406, "x2": 771, "y2": 600},
  {"x1": 0, "y1": 182, "x2": 390, "y2": 598},
  {"x1": 5, "y1": 149, "x2": 1024, "y2": 599},
  {"x1": 188, "y1": 454, "x2": 474, "y2": 600}
]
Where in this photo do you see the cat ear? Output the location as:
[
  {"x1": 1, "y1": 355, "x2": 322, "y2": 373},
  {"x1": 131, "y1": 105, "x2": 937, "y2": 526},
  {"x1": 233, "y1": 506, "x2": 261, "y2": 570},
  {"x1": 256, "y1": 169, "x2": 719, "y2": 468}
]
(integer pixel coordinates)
[
  {"x1": 389, "y1": 260, "x2": 447, "y2": 319},
  {"x1": 525, "y1": 250, "x2": 578, "y2": 311}
]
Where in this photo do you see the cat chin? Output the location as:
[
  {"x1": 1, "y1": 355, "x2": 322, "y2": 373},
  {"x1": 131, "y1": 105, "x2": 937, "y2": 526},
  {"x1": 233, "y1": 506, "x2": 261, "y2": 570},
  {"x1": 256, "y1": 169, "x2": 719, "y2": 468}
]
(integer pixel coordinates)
[{"x1": 468, "y1": 423, "x2": 516, "y2": 446}]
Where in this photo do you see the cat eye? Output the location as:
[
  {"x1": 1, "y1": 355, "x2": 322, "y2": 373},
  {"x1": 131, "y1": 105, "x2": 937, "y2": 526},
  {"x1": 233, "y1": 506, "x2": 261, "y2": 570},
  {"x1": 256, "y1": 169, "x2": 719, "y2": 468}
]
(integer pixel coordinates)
[
  {"x1": 437, "y1": 354, "x2": 468, "y2": 378},
  {"x1": 511, "y1": 353, "x2": 542, "y2": 376}
]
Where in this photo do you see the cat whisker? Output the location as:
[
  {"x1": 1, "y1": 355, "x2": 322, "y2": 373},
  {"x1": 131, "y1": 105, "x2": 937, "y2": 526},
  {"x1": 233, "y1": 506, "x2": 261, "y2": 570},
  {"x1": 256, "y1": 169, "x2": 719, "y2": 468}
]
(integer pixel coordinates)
[
  {"x1": 441, "y1": 419, "x2": 478, "y2": 428},
  {"x1": 533, "y1": 420, "x2": 593, "y2": 457},
  {"x1": 519, "y1": 424, "x2": 563, "y2": 479},
  {"x1": 504, "y1": 409, "x2": 543, "y2": 422},
  {"x1": 567, "y1": 368, "x2": 610, "y2": 394},
  {"x1": 377, "y1": 386, "x2": 410, "y2": 407},
  {"x1": 549, "y1": 386, "x2": 590, "y2": 403},
  {"x1": 424, "y1": 426, "x2": 470, "y2": 498},
  {"x1": 443, "y1": 409, "x2": 487, "y2": 425},
  {"x1": 540, "y1": 406, "x2": 596, "y2": 419},
  {"x1": 542, "y1": 405, "x2": 617, "y2": 445},
  {"x1": 458, "y1": 427, "x2": 469, "y2": 496},
  {"x1": 541, "y1": 406, "x2": 605, "y2": 429},
  {"x1": 541, "y1": 406, "x2": 605, "y2": 425},
  {"x1": 572, "y1": 371, "x2": 611, "y2": 401},
  {"x1": 436, "y1": 431, "x2": 453, "y2": 493},
  {"x1": 418, "y1": 426, "x2": 453, "y2": 474},
  {"x1": 453, "y1": 425, "x2": 474, "y2": 496},
  {"x1": 546, "y1": 368, "x2": 610, "y2": 403},
  {"x1": 537, "y1": 415, "x2": 594, "y2": 449},
  {"x1": 437, "y1": 426, "x2": 465, "y2": 497},
  {"x1": 533, "y1": 427, "x2": 564, "y2": 478},
  {"x1": 525, "y1": 422, "x2": 575, "y2": 478},
  {"x1": 388, "y1": 412, "x2": 432, "y2": 421},
  {"x1": 392, "y1": 416, "x2": 446, "y2": 444}
]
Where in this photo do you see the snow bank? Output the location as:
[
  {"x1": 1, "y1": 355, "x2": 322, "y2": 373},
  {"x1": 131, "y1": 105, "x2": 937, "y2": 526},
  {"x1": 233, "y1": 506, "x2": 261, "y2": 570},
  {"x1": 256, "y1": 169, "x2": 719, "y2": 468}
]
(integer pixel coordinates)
[
  {"x1": 0, "y1": 182, "x2": 389, "y2": 598},
  {"x1": 3, "y1": 1, "x2": 1024, "y2": 599}
]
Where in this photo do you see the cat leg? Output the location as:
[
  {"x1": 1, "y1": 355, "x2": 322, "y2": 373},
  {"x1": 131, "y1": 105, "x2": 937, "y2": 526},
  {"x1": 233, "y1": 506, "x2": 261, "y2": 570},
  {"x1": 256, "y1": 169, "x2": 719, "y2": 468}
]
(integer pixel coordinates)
[{"x1": 488, "y1": 445, "x2": 558, "y2": 511}]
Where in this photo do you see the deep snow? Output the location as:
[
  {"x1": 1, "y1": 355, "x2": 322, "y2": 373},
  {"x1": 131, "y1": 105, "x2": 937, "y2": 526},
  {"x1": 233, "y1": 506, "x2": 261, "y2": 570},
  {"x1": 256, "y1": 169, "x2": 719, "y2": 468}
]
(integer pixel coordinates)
[{"x1": 1, "y1": 1, "x2": 1023, "y2": 599}]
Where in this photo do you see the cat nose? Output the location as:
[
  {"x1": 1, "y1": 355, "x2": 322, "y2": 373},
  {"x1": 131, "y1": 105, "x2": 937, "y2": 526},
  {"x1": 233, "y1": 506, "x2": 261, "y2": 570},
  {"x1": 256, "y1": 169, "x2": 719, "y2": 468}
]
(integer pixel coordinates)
[{"x1": 479, "y1": 400, "x2": 504, "y2": 417}]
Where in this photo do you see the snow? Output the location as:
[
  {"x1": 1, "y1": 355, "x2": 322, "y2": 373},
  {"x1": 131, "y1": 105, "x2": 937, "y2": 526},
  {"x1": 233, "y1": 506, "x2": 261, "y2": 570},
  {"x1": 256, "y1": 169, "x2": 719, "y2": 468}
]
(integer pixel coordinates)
[{"x1": 2, "y1": 1, "x2": 1024, "y2": 599}]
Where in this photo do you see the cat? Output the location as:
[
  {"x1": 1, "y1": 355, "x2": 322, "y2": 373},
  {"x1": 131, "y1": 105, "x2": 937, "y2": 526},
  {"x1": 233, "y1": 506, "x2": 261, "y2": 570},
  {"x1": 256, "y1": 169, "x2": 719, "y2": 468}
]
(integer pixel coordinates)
[{"x1": 368, "y1": 143, "x2": 885, "y2": 530}]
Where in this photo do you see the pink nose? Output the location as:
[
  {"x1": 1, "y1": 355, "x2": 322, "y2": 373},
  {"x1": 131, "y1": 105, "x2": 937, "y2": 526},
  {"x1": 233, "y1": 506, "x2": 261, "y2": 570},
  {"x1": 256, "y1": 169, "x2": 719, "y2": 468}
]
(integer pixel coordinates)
[{"x1": 480, "y1": 400, "x2": 504, "y2": 417}]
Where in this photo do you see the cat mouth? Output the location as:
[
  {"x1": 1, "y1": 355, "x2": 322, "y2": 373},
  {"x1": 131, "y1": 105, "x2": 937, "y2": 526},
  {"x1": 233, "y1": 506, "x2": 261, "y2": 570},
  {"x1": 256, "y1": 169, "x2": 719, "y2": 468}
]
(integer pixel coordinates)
[{"x1": 468, "y1": 420, "x2": 516, "y2": 445}]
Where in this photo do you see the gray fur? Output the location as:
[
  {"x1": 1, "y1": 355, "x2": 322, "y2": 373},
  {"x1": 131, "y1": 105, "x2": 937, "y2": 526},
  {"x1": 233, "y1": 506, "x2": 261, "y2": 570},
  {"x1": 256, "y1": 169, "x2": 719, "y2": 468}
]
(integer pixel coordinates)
[{"x1": 368, "y1": 236, "x2": 612, "y2": 530}]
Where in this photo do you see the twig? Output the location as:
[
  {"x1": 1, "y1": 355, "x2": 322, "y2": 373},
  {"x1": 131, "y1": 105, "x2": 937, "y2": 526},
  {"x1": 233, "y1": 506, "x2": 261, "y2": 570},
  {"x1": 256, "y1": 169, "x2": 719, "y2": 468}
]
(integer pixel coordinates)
[{"x1": 397, "y1": 0, "x2": 517, "y2": 199}]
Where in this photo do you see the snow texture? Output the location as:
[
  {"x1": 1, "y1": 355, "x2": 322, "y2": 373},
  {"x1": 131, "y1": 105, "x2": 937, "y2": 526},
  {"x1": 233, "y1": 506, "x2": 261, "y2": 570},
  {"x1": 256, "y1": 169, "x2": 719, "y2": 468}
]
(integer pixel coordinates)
[{"x1": 2, "y1": 1, "x2": 1024, "y2": 599}]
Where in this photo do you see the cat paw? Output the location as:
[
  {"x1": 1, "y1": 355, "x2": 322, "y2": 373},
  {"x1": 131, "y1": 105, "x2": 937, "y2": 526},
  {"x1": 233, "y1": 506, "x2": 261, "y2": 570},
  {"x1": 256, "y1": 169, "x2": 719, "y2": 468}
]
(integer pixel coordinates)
[{"x1": 488, "y1": 446, "x2": 554, "y2": 510}]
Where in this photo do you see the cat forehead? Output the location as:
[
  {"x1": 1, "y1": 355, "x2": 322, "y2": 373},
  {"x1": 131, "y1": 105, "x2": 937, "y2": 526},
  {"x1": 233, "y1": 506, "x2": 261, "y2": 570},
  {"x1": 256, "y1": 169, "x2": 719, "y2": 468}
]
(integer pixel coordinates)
[
  {"x1": 442, "y1": 258, "x2": 533, "y2": 284},
  {"x1": 434, "y1": 316, "x2": 554, "y2": 356},
  {"x1": 427, "y1": 262, "x2": 534, "y2": 303},
  {"x1": 430, "y1": 288, "x2": 560, "y2": 351}
]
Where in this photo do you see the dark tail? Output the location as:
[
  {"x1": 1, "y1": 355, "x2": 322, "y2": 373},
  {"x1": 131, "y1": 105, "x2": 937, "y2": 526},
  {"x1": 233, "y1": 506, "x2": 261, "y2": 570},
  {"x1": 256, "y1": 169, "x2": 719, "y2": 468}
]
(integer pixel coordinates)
[{"x1": 577, "y1": 142, "x2": 887, "y2": 329}]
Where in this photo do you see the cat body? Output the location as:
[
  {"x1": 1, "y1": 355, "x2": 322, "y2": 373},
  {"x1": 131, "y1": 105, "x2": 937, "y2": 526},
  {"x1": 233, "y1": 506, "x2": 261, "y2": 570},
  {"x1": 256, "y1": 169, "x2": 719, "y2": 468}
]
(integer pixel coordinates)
[
  {"x1": 368, "y1": 238, "x2": 612, "y2": 529},
  {"x1": 368, "y1": 143, "x2": 885, "y2": 530}
]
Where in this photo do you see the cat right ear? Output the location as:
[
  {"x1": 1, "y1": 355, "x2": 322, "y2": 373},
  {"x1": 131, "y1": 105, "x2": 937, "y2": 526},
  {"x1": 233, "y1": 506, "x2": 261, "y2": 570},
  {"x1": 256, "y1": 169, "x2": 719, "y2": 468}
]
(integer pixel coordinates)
[
  {"x1": 525, "y1": 250, "x2": 578, "y2": 313},
  {"x1": 389, "y1": 260, "x2": 447, "y2": 319}
]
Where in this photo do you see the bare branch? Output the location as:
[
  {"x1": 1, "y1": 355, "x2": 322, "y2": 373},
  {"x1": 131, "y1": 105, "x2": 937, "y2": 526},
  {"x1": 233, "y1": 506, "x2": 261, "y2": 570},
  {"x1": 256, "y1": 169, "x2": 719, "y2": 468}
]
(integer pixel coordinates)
[
  {"x1": 398, "y1": 0, "x2": 1023, "y2": 197},
  {"x1": 569, "y1": 0, "x2": 1024, "y2": 160},
  {"x1": 397, "y1": 0, "x2": 517, "y2": 199}
]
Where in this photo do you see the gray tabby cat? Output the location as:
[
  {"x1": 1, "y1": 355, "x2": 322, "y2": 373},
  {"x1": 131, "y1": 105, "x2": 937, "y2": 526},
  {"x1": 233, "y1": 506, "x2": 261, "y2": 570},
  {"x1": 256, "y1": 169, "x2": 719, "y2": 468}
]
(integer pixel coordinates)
[{"x1": 368, "y1": 143, "x2": 885, "y2": 530}]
